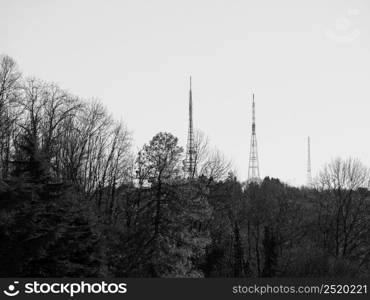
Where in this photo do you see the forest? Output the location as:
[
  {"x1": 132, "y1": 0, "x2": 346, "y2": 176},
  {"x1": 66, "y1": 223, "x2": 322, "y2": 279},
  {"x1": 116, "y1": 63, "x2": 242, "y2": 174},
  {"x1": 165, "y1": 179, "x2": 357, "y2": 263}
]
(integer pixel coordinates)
[{"x1": 0, "y1": 54, "x2": 369, "y2": 278}]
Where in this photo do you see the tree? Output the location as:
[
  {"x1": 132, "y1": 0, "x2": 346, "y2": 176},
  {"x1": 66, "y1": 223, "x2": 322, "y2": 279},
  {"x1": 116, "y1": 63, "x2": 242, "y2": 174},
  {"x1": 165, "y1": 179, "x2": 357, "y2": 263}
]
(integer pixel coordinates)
[
  {"x1": 201, "y1": 173, "x2": 248, "y2": 277},
  {"x1": 262, "y1": 226, "x2": 277, "y2": 277},
  {"x1": 112, "y1": 132, "x2": 212, "y2": 277},
  {"x1": 0, "y1": 55, "x2": 21, "y2": 179},
  {"x1": 141, "y1": 132, "x2": 183, "y2": 184},
  {"x1": 233, "y1": 222, "x2": 246, "y2": 277},
  {"x1": 139, "y1": 132, "x2": 183, "y2": 245},
  {"x1": 0, "y1": 180, "x2": 102, "y2": 277},
  {"x1": 191, "y1": 130, "x2": 232, "y2": 181},
  {"x1": 316, "y1": 158, "x2": 370, "y2": 275},
  {"x1": 1, "y1": 54, "x2": 370, "y2": 279}
]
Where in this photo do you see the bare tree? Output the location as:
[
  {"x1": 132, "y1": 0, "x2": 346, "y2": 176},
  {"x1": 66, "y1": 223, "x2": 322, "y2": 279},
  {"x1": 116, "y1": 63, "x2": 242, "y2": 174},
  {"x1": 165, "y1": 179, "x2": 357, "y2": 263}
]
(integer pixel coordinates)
[
  {"x1": 0, "y1": 55, "x2": 21, "y2": 103},
  {"x1": 199, "y1": 149, "x2": 232, "y2": 181},
  {"x1": 0, "y1": 55, "x2": 21, "y2": 179},
  {"x1": 315, "y1": 158, "x2": 370, "y2": 269},
  {"x1": 192, "y1": 130, "x2": 232, "y2": 181},
  {"x1": 317, "y1": 157, "x2": 370, "y2": 191}
]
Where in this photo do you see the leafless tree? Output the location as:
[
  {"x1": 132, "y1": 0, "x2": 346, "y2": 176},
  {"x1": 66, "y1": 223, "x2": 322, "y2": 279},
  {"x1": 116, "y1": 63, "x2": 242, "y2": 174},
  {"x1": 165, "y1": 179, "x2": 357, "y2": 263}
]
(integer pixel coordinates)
[
  {"x1": 315, "y1": 158, "x2": 370, "y2": 270},
  {"x1": 57, "y1": 101, "x2": 133, "y2": 209},
  {"x1": 317, "y1": 157, "x2": 370, "y2": 191},
  {"x1": 192, "y1": 130, "x2": 232, "y2": 181},
  {"x1": 0, "y1": 55, "x2": 21, "y2": 178}
]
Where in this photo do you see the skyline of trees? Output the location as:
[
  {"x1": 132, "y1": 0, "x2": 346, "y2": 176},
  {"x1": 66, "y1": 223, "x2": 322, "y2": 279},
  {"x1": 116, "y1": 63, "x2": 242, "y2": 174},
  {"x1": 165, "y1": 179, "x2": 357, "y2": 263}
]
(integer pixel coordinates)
[
  {"x1": 0, "y1": 54, "x2": 369, "y2": 278},
  {"x1": 2, "y1": 54, "x2": 367, "y2": 186}
]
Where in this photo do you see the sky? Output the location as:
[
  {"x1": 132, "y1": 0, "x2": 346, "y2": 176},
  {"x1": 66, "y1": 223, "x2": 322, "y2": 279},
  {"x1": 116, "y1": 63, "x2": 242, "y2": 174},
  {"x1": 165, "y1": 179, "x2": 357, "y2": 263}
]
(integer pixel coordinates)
[{"x1": 0, "y1": 0, "x2": 369, "y2": 185}]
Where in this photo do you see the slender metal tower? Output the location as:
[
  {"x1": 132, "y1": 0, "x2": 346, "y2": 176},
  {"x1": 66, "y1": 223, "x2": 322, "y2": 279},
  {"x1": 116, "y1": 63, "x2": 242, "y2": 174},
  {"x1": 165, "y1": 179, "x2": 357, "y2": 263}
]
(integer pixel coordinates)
[
  {"x1": 185, "y1": 76, "x2": 195, "y2": 178},
  {"x1": 248, "y1": 94, "x2": 260, "y2": 183},
  {"x1": 307, "y1": 136, "x2": 312, "y2": 186}
]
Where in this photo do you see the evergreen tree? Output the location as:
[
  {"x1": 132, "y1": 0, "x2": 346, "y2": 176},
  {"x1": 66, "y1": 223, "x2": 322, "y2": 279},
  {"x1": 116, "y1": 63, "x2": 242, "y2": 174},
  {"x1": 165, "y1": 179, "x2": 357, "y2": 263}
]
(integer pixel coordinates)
[{"x1": 113, "y1": 132, "x2": 212, "y2": 277}]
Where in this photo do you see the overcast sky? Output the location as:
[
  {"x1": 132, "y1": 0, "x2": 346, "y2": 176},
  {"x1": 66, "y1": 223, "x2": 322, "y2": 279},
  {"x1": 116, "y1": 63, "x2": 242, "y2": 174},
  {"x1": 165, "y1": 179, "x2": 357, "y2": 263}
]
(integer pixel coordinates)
[{"x1": 1, "y1": 0, "x2": 369, "y2": 185}]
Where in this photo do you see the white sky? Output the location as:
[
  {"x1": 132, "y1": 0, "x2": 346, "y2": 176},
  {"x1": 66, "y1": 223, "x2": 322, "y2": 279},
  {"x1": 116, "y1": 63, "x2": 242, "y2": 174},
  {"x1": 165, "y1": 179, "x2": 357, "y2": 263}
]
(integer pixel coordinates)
[{"x1": 1, "y1": 0, "x2": 369, "y2": 185}]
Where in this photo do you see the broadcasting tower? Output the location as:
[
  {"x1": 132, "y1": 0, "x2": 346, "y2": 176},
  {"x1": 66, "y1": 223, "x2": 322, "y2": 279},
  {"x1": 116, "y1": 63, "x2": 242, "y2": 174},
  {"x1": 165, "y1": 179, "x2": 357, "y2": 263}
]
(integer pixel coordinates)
[
  {"x1": 248, "y1": 94, "x2": 260, "y2": 183},
  {"x1": 307, "y1": 136, "x2": 312, "y2": 186},
  {"x1": 185, "y1": 76, "x2": 195, "y2": 178}
]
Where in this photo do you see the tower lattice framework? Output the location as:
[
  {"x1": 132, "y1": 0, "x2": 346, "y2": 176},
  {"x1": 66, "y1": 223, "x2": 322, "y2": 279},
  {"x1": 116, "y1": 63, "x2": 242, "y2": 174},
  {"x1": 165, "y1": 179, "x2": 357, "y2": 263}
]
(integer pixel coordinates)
[
  {"x1": 185, "y1": 77, "x2": 196, "y2": 178},
  {"x1": 248, "y1": 93, "x2": 260, "y2": 183},
  {"x1": 307, "y1": 136, "x2": 312, "y2": 186}
]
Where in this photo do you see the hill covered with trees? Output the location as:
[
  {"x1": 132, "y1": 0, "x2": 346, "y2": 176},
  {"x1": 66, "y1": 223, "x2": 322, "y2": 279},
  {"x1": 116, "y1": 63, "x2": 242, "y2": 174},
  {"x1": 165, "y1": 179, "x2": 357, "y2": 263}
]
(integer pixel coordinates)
[{"x1": 0, "y1": 55, "x2": 369, "y2": 278}]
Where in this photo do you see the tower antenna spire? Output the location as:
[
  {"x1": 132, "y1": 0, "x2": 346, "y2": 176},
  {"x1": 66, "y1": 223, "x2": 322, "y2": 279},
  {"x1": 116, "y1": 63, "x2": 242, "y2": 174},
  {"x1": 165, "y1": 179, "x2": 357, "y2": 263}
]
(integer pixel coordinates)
[
  {"x1": 185, "y1": 76, "x2": 195, "y2": 178},
  {"x1": 248, "y1": 93, "x2": 260, "y2": 183},
  {"x1": 307, "y1": 136, "x2": 312, "y2": 187}
]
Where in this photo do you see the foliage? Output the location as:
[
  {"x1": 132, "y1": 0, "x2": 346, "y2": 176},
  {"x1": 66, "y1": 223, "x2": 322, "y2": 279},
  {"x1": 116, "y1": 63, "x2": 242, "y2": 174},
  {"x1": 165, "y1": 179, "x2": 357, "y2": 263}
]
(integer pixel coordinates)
[{"x1": 0, "y1": 54, "x2": 369, "y2": 278}]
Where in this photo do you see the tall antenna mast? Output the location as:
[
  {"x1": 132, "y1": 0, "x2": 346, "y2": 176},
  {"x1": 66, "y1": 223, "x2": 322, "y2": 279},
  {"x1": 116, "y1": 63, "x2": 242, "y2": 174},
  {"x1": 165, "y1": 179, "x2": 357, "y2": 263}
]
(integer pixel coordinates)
[
  {"x1": 248, "y1": 93, "x2": 261, "y2": 183},
  {"x1": 307, "y1": 136, "x2": 312, "y2": 186},
  {"x1": 185, "y1": 76, "x2": 195, "y2": 178}
]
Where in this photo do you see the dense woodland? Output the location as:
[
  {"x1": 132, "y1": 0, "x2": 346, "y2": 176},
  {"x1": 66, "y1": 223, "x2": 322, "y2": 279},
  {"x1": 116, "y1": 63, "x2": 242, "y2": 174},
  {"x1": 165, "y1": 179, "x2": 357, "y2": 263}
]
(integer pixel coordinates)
[{"x1": 0, "y1": 55, "x2": 369, "y2": 278}]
